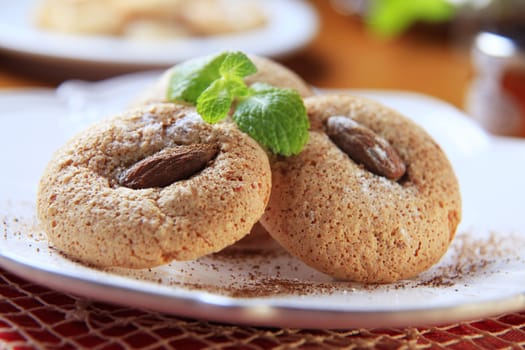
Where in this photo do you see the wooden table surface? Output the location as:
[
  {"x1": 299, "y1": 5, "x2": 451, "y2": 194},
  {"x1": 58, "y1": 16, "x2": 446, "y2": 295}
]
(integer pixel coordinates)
[{"x1": 0, "y1": 0, "x2": 474, "y2": 110}]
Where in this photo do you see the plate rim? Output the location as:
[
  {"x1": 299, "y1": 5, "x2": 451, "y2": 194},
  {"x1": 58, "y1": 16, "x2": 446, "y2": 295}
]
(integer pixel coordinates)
[{"x1": 1, "y1": 253, "x2": 524, "y2": 329}]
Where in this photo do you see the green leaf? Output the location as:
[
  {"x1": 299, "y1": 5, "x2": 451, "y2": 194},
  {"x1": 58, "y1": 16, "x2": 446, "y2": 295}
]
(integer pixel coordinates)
[
  {"x1": 196, "y1": 78, "x2": 233, "y2": 123},
  {"x1": 219, "y1": 51, "x2": 257, "y2": 78},
  {"x1": 227, "y1": 76, "x2": 250, "y2": 98},
  {"x1": 166, "y1": 52, "x2": 227, "y2": 104},
  {"x1": 232, "y1": 86, "x2": 310, "y2": 156},
  {"x1": 248, "y1": 82, "x2": 275, "y2": 93},
  {"x1": 166, "y1": 51, "x2": 257, "y2": 104},
  {"x1": 166, "y1": 51, "x2": 311, "y2": 156},
  {"x1": 366, "y1": 0, "x2": 455, "y2": 37},
  {"x1": 196, "y1": 75, "x2": 249, "y2": 123}
]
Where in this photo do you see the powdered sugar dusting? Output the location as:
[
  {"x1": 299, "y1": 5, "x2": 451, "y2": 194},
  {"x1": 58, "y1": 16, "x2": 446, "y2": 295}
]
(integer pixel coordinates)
[
  {"x1": 367, "y1": 143, "x2": 388, "y2": 163},
  {"x1": 166, "y1": 112, "x2": 208, "y2": 144},
  {"x1": 326, "y1": 115, "x2": 358, "y2": 132}
]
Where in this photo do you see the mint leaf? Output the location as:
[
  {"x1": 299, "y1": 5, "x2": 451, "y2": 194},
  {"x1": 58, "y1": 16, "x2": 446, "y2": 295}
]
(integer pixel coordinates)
[
  {"x1": 219, "y1": 52, "x2": 257, "y2": 78},
  {"x1": 167, "y1": 51, "x2": 256, "y2": 105},
  {"x1": 167, "y1": 51, "x2": 310, "y2": 156},
  {"x1": 166, "y1": 52, "x2": 227, "y2": 103},
  {"x1": 233, "y1": 85, "x2": 309, "y2": 156},
  {"x1": 196, "y1": 77, "x2": 248, "y2": 123},
  {"x1": 248, "y1": 82, "x2": 275, "y2": 93},
  {"x1": 196, "y1": 78, "x2": 233, "y2": 123},
  {"x1": 227, "y1": 76, "x2": 250, "y2": 97}
]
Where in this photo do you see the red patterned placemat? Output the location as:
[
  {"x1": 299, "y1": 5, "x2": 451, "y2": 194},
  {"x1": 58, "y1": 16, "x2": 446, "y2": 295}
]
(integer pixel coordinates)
[{"x1": 1, "y1": 267, "x2": 524, "y2": 350}]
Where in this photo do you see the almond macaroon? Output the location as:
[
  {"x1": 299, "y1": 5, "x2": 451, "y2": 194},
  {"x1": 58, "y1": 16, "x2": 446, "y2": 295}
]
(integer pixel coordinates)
[
  {"x1": 261, "y1": 94, "x2": 461, "y2": 283},
  {"x1": 37, "y1": 103, "x2": 271, "y2": 268}
]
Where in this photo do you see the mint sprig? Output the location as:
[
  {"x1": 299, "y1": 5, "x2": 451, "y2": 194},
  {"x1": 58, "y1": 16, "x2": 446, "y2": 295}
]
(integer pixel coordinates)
[
  {"x1": 166, "y1": 53, "x2": 226, "y2": 104},
  {"x1": 167, "y1": 51, "x2": 309, "y2": 156},
  {"x1": 233, "y1": 83, "x2": 309, "y2": 156}
]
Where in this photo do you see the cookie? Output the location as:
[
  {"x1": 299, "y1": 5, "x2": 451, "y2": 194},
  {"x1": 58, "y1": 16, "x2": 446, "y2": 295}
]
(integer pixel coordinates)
[
  {"x1": 37, "y1": 103, "x2": 272, "y2": 268},
  {"x1": 260, "y1": 94, "x2": 461, "y2": 283},
  {"x1": 133, "y1": 55, "x2": 314, "y2": 106}
]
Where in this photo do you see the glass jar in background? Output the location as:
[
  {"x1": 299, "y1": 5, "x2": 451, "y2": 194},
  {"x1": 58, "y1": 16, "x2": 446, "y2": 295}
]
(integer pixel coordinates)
[
  {"x1": 466, "y1": 27, "x2": 525, "y2": 137},
  {"x1": 457, "y1": 0, "x2": 525, "y2": 137}
]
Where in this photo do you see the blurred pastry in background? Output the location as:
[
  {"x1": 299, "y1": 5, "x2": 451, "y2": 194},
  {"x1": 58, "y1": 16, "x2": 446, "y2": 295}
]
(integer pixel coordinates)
[
  {"x1": 35, "y1": 0, "x2": 123, "y2": 36},
  {"x1": 34, "y1": 0, "x2": 267, "y2": 39}
]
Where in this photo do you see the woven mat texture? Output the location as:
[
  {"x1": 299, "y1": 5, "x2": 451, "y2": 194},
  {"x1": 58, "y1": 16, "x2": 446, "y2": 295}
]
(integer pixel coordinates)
[{"x1": 1, "y1": 268, "x2": 524, "y2": 350}]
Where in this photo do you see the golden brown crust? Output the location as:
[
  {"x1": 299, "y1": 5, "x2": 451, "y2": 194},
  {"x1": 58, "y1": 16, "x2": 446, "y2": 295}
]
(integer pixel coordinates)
[
  {"x1": 37, "y1": 103, "x2": 271, "y2": 268},
  {"x1": 260, "y1": 94, "x2": 461, "y2": 283}
]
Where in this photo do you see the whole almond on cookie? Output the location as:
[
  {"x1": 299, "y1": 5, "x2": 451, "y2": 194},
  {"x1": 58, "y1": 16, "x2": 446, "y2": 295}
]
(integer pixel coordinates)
[
  {"x1": 119, "y1": 143, "x2": 219, "y2": 189},
  {"x1": 325, "y1": 116, "x2": 406, "y2": 180}
]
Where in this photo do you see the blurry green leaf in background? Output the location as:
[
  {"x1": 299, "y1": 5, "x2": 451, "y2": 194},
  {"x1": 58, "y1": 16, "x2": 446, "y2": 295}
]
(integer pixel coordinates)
[{"x1": 365, "y1": 0, "x2": 457, "y2": 37}]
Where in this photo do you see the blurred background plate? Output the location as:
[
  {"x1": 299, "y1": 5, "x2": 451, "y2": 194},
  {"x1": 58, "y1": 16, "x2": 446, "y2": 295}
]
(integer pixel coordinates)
[{"x1": 0, "y1": 0, "x2": 318, "y2": 75}]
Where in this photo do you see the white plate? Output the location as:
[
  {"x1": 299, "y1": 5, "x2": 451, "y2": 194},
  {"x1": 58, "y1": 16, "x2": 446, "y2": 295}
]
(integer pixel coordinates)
[
  {"x1": 0, "y1": 0, "x2": 318, "y2": 68},
  {"x1": 1, "y1": 73, "x2": 525, "y2": 329}
]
